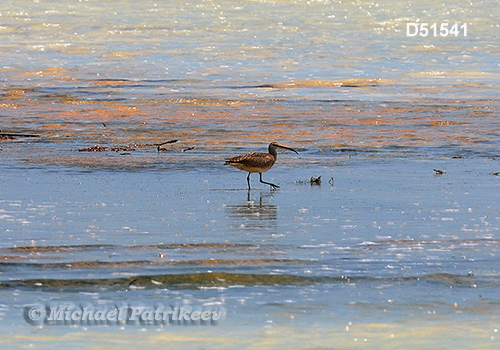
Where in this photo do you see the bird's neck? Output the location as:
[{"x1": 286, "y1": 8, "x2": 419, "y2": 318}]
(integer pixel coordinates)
[{"x1": 268, "y1": 146, "x2": 278, "y2": 159}]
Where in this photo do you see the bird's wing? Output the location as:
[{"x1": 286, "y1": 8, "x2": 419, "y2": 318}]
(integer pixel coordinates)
[
  {"x1": 227, "y1": 152, "x2": 274, "y2": 167},
  {"x1": 225, "y1": 152, "x2": 256, "y2": 164}
]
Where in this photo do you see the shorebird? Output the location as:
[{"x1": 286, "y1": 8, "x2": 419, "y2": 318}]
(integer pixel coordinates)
[{"x1": 225, "y1": 142, "x2": 298, "y2": 189}]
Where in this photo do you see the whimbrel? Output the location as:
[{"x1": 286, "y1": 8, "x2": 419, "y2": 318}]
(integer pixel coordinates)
[{"x1": 225, "y1": 142, "x2": 298, "y2": 189}]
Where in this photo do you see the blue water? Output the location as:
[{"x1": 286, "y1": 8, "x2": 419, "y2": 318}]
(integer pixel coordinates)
[
  {"x1": 1, "y1": 155, "x2": 500, "y2": 348},
  {"x1": 1, "y1": 0, "x2": 500, "y2": 348}
]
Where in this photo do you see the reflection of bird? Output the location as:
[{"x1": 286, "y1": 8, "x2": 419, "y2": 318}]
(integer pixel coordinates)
[
  {"x1": 225, "y1": 142, "x2": 298, "y2": 189},
  {"x1": 225, "y1": 192, "x2": 278, "y2": 231}
]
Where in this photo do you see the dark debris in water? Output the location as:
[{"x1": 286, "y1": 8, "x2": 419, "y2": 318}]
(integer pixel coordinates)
[
  {"x1": 310, "y1": 175, "x2": 321, "y2": 185},
  {"x1": 0, "y1": 135, "x2": 15, "y2": 141},
  {"x1": 78, "y1": 140, "x2": 180, "y2": 153},
  {"x1": 78, "y1": 145, "x2": 136, "y2": 152},
  {"x1": 155, "y1": 139, "x2": 179, "y2": 152},
  {"x1": 131, "y1": 139, "x2": 178, "y2": 148},
  {"x1": 296, "y1": 175, "x2": 323, "y2": 185},
  {"x1": 0, "y1": 131, "x2": 40, "y2": 140}
]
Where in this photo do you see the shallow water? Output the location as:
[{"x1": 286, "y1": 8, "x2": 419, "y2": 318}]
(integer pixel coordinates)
[{"x1": 1, "y1": 0, "x2": 500, "y2": 349}]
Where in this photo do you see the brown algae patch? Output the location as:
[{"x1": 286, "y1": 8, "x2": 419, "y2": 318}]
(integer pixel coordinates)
[
  {"x1": 1, "y1": 80, "x2": 499, "y2": 168},
  {"x1": 429, "y1": 120, "x2": 466, "y2": 126},
  {"x1": 0, "y1": 270, "x2": 480, "y2": 291},
  {"x1": 0, "y1": 272, "x2": 347, "y2": 290},
  {"x1": 163, "y1": 98, "x2": 245, "y2": 106},
  {"x1": 15, "y1": 67, "x2": 72, "y2": 79},
  {"x1": 90, "y1": 79, "x2": 140, "y2": 87},
  {"x1": 0, "y1": 258, "x2": 307, "y2": 269},
  {"x1": 0, "y1": 255, "x2": 29, "y2": 261},
  {"x1": 262, "y1": 78, "x2": 394, "y2": 89}
]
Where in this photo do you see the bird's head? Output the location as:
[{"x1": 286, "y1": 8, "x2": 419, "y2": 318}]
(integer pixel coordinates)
[{"x1": 269, "y1": 142, "x2": 299, "y2": 154}]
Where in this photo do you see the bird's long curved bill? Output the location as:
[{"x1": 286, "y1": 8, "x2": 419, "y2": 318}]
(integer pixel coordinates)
[{"x1": 276, "y1": 144, "x2": 299, "y2": 154}]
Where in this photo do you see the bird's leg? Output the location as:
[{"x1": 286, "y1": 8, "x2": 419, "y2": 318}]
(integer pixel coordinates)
[
  {"x1": 259, "y1": 173, "x2": 279, "y2": 189},
  {"x1": 247, "y1": 173, "x2": 252, "y2": 190}
]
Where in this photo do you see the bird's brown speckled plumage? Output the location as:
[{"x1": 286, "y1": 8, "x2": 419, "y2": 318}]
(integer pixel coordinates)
[{"x1": 225, "y1": 142, "x2": 298, "y2": 189}]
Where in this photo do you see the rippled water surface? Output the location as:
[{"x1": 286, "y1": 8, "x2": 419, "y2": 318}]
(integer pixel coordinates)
[{"x1": 1, "y1": 0, "x2": 500, "y2": 349}]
